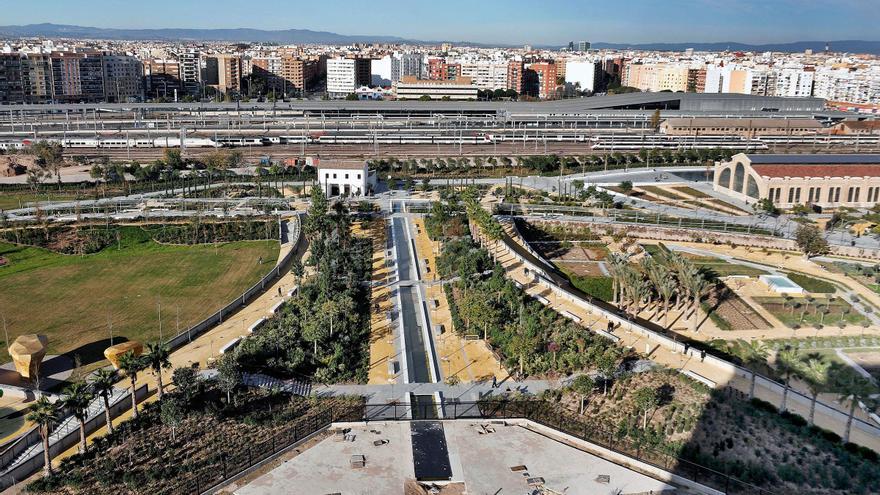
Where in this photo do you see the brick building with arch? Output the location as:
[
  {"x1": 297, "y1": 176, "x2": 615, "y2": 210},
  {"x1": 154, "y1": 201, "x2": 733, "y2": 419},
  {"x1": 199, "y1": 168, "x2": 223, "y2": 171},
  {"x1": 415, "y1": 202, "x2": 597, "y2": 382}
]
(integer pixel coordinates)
[{"x1": 713, "y1": 153, "x2": 880, "y2": 209}]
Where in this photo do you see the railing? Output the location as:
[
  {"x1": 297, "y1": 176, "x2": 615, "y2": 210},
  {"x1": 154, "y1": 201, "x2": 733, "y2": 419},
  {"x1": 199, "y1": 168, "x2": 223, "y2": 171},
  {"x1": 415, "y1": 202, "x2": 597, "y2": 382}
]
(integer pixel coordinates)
[
  {"x1": 156, "y1": 400, "x2": 770, "y2": 495},
  {"x1": 494, "y1": 221, "x2": 880, "y2": 446},
  {"x1": 164, "y1": 214, "x2": 301, "y2": 352}
]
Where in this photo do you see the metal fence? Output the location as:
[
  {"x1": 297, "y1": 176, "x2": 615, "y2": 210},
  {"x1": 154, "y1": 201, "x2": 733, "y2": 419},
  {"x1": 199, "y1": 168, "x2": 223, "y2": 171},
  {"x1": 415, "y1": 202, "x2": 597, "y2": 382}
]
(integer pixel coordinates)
[
  {"x1": 164, "y1": 214, "x2": 300, "y2": 352},
  {"x1": 153, "y1": 399, "x2": 772, "y2": 495}
]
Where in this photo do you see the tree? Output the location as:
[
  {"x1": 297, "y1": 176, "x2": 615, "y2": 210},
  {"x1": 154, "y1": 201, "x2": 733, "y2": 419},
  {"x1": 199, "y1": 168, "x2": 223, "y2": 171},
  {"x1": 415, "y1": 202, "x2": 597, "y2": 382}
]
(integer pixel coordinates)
[
  {"x1": 795, "y1": 224, "x2": 829, "y2": 258},
  {"x1": 290, "y1": 258, "x2": 305, "y2": 284},
  {"x1": 160, "y1": 398, "x2": 185, "y2": 442},
  {"x1": 618, "y1": 180, "x2": 633, "y2": 193},
  {"x1": 61, "y1": 381, "x2": 94, "y2": 453},
  {"x1": 172, "y1": 366, "x2": 201, "y2": 407},
  {"x1": 145, "y1": 342, "x2": 172, "y2": 400},
  {"x1": 775, "y1": 347, "x2": 799, "y2": 413},
  {"x1": 633, "y1": 386, "x2": 659, "y2": 429},
  {"x1": 118, "y1": 352, "x2": 146, "y2": 418},
  {"x1": 753, "y1": 198, "x2": 778, "y2": 216},
  {"x1": 217, "y1": 354, "x2": 242, "y2": 406},
  {"x1": 738, "y1": 339, "x2": 769, "y2": 400},
  {"x1": 649, "y1": 109, "x2": 662, "y2": 131},
  {"x1": 26, "y1": 396, "x2": 58, "y2": 475},
  {"x1": 345, "y1": 92, "x2": 359, "y2": 101},
  {"x1": 595, "y1": 350, "x2": 619, "y2": 395},
  {"x1": 799, "y1": 353, "x2": 830, "y2": 426},
  {"x1": 833, "y1": 372, "x2": 874, "y2": 443},
  {"x1": 91, "y1": 368, "x2": 117, "y2": 434},
  {"x1": 509, "y1": 330, "x2": 537, "y2": 376},
  {"x1": 570, "y1": 375, "x2": 595, "y2": 414}
]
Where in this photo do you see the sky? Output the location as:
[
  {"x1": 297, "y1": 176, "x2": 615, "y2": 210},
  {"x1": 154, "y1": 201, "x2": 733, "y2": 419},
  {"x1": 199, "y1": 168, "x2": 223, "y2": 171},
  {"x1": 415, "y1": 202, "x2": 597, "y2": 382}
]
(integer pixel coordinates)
[{"x1": 1, "y1": 0, "x2": 878, "y2": 45}]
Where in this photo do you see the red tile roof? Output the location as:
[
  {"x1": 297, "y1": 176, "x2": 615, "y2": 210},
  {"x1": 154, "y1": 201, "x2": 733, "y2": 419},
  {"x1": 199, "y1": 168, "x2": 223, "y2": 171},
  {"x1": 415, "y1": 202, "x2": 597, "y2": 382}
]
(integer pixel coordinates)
[{"x1": 751, "y1": 164, "x2": 880, "y2": 178}]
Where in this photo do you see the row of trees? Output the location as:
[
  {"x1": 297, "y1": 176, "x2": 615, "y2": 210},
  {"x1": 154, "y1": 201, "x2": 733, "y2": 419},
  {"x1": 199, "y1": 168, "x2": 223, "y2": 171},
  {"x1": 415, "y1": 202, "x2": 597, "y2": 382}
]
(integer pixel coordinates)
[
  {"x1": 27, "y1": 342, "x2": 172, "y2": 476},
  {"x1": 607, "y1": 248, "x2": 713, "y2": 332},
  {"x1": 233, "y1": 188, "x2": 372, "y2": 382},
  {"x1": 367, "y1": 147, "x2": 736, "y2": 177},
  {"x1": 725, "y1": 339, "x2": 876, "y2": 444}
]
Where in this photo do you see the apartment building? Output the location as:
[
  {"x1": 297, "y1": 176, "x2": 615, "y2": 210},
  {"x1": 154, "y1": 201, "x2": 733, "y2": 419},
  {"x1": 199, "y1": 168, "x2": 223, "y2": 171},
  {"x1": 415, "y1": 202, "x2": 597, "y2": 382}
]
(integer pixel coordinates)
[
  {"x1": 281, "y1": 56, "x2": 318, "y2": 94},
  {"x1": 0, "y1": 54, "x2": 24, "y2": 104},
  {"x1": 529, "y1": 62, "x2": 558, "y2": 99},
  {"x1": 177, "y1": 51, "x2": 202, "y2": 96},
  {"x1": 50, "y1": 51, "x2": 106, "y2": 103},
  {"x1": 565, "y1": 60, "x2": 601, "y2": 93},
  {"x1": 506, "y1": 60, "x2": 524, "y2": 93},
  {"x1": 205, "y1": 54, "x2": 243, "y2": 96},
  {"x1": 103, "y1": 55, "x2": 143, "y2": 102},
  {"x1": 143, "y1": 58, "x2": 181, "y2": 99},
  {"x1": 326, "y1": 57, "x2": 370, "y2": 98},
  {"x1": 459, "y1": 61, "x2": 508, "y2": 90},
  {"x1": 391, "y1": 53, "x2": 423, "y2": 82}
]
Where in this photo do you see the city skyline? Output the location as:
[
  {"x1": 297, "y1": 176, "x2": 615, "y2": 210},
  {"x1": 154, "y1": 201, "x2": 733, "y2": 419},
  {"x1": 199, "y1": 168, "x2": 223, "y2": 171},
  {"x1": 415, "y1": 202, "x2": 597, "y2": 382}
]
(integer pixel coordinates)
[{"x1": 2, "y1": 0, "x2": 879, "y2": 46}]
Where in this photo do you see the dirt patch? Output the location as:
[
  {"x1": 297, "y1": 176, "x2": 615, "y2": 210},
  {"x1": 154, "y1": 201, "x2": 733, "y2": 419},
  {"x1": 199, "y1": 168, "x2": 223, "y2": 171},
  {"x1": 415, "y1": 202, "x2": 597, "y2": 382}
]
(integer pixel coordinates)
[
  {"x1": 555, "y1": 261, "x2": 606, "y2": 277},
  {"x1": 845, "y1": 350, "x2": 880, "y2": 382},
  {"x1": 706, "y1": 287, "x2": 771, "y2": 330}
]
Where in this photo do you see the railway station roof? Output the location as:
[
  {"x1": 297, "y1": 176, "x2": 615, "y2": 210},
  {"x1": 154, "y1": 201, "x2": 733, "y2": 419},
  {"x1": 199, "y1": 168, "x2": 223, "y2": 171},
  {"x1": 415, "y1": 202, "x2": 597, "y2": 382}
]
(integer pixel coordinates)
[
  {"x1": 745, "y1": 153, "x2": 880, "y2": 178},
  {"x1": 4, "y1": 93, "x2": 827, "y2": 116}
]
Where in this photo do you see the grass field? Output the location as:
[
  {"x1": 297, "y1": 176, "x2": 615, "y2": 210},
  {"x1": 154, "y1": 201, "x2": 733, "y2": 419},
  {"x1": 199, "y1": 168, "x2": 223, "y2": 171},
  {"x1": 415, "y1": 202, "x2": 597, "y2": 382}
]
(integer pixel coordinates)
[
  {"x1": 0, "y1": 227, "x2": 278, "y2": 367},
  {"x1": 0, "y1": 190, "x2": 86, "y2": 211},
  {"x1": 753, "y1": 296, "x2": 868, "y2": 329}
]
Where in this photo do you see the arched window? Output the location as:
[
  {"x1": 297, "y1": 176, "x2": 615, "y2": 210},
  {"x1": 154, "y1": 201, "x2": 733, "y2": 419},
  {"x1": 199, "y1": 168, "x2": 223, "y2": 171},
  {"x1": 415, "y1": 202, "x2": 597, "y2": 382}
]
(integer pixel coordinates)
[
  {"x1": 718, "y1": 168, "x2": 731, "y2": 189},
  {"x1": 745, "y1": 175, "x2": 759, "y2": 198},
  {"x1": 732, "y1": 162, "x2": 745, "y2": 192}
]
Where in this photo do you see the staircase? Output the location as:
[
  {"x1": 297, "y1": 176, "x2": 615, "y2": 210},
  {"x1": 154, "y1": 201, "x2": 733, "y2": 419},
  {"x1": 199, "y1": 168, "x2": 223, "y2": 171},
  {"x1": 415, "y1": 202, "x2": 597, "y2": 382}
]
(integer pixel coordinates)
[
  {"x1": 242, "y1": 372, "x2": 311, "y2": 397},
  {"x1": 1, "y1": 388, "x2": 129, "y2": 473}
]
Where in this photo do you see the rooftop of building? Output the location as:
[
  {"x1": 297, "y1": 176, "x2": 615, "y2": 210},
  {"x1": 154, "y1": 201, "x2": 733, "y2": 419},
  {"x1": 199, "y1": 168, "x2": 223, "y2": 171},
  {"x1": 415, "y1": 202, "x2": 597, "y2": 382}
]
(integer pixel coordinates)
[
  {"x1": 663, "y1": 117, "x2": 822, "y2": 127},
  {"x1": 315, "y1": 159, "x2": 368, "y2": 170},
  {"x1": 398, "y1": 76, "x2": 474, "y2": 86},
  {"x1": 747, "y1": 153, "x2": 880, "y2": 164},
  {"x1": 236, "y1": 420, "x2": 681, "y2": 495}
]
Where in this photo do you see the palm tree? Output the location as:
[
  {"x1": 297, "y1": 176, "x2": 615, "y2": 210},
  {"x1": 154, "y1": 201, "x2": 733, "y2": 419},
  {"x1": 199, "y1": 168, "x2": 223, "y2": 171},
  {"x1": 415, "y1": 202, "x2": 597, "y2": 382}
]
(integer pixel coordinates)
[
  {"x1": 738, "y1": 339, "x2": 769, "y2": 399},
  {"x1": 683, "y1": 273, "x2": 711, "y2": 332},
  {"x1": 834, "y1": 372, "x2": 874, "y2": 443},
  {"x1": 91, "y1": 368, "x2": 117, "y2": 434},
  {"x1": 26, "y1": 396, "x2": 58, "y2": 475},
  {"x1": 145, "y1": 342, "x2": 172, "y2": 401},
  {"x1": 118, "y1": 352, "x2": 146, "y2": 419},
  {"x1": 799, "y1": 353, "x2": 830, "y2": 426},
  {"x1": 775, "y1": 347, "x2": 799, "y2": 412},
  {"x1": 61, "y1": 381, "x2": 94, "y2": 453}
]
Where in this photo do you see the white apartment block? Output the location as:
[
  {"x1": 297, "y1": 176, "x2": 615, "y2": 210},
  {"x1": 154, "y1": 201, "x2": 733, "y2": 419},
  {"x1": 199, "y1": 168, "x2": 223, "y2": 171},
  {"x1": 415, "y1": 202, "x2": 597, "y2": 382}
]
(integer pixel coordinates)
[
  {"x1": 371, "y1": 55, "x2": 392, "y2": 86},
  {"x1": 458, "y1": 61, "x2": 508, "y2": 90},
  {"x1": 565, "y1": 60, "x2": 600, "y2": 93},
  {"x1": 774, "y1": 69, "x2": 814, "y2": 98},
  {"x1": 327, "y1": 57, "x2": 356, "y2": 98}
]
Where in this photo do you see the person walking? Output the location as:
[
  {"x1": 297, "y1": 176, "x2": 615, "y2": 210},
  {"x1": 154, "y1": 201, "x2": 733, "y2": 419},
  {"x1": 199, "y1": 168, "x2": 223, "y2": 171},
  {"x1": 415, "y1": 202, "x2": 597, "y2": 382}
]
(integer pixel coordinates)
[{"x1": 491, "y1": 376, "x2": 497, "y2": 388}]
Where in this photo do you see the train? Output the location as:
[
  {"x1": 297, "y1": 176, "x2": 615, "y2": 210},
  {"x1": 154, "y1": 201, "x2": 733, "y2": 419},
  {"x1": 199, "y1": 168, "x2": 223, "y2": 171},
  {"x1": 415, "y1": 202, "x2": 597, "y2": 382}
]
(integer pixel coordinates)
[{"x1": 0, "y1": 130, "x2": 875, "y2": 152}]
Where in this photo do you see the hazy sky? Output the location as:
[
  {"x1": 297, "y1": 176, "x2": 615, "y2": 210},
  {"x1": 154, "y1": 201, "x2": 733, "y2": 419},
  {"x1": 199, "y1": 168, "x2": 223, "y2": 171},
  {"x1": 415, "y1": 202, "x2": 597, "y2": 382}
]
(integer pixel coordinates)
[{"x1": 2, "y1": 0, "x2": 878, "y2": 45}]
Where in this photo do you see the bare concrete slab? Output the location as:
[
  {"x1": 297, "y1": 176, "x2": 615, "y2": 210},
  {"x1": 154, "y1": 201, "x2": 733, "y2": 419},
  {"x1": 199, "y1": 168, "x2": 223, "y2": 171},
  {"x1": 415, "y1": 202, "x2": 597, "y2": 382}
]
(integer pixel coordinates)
[{"x1": 236, "y1": 421, "x2": 677, "y2": 495}]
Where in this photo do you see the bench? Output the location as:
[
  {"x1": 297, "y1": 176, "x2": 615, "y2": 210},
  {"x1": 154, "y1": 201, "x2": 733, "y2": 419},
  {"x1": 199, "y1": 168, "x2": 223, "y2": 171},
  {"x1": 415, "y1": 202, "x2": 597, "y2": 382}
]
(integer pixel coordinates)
[
  {"x1": 248, "y1": 317, "x2": 268, "y2": 334},
  {"x1": 219, "y1": 337, "x2": 243, "y2": 354}
]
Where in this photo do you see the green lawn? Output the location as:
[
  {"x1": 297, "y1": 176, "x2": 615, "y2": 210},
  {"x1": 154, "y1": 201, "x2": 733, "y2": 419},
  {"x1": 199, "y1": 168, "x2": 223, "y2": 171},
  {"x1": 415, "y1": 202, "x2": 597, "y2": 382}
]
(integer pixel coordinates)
[
  {"x1": 696, "y1": 261, "x2": 768, "y2": 278},
  {"x1": 786, "y1": 272, "x2": 837, "y2": 293},
  {"x1": 0, "y1": 227, "x2": 278, "y2": 366},
  {"x1": 753, "y1": 296, "x2": 868, "y2": 329},
  {"x1": 0, "y1": 190, "x2": 87, "y2": 211},
  {"x1": 559, "y1": 265, "x2": 613, "y2": 301},
  {"x1": 638, "y1": 185, "x2": 686, "y2": 200}
]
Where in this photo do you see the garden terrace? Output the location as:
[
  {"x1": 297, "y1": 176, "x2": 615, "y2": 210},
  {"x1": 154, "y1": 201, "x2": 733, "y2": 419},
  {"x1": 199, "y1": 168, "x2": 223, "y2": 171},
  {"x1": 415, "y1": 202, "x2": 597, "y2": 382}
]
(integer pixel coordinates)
[{"x1": 0, "y1": 225, "x2": 278, "y2": 366}]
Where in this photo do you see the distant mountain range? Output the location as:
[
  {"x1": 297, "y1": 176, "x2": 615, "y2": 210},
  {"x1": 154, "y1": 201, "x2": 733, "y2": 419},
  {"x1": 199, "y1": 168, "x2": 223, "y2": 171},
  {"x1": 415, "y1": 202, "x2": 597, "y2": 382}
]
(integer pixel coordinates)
[
  {"x1": 1, "y1": 24, "x2": 879, "y2": 54},
  {"x1": 590, "y1": 40, "x2": 880, "y2": 54}
]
